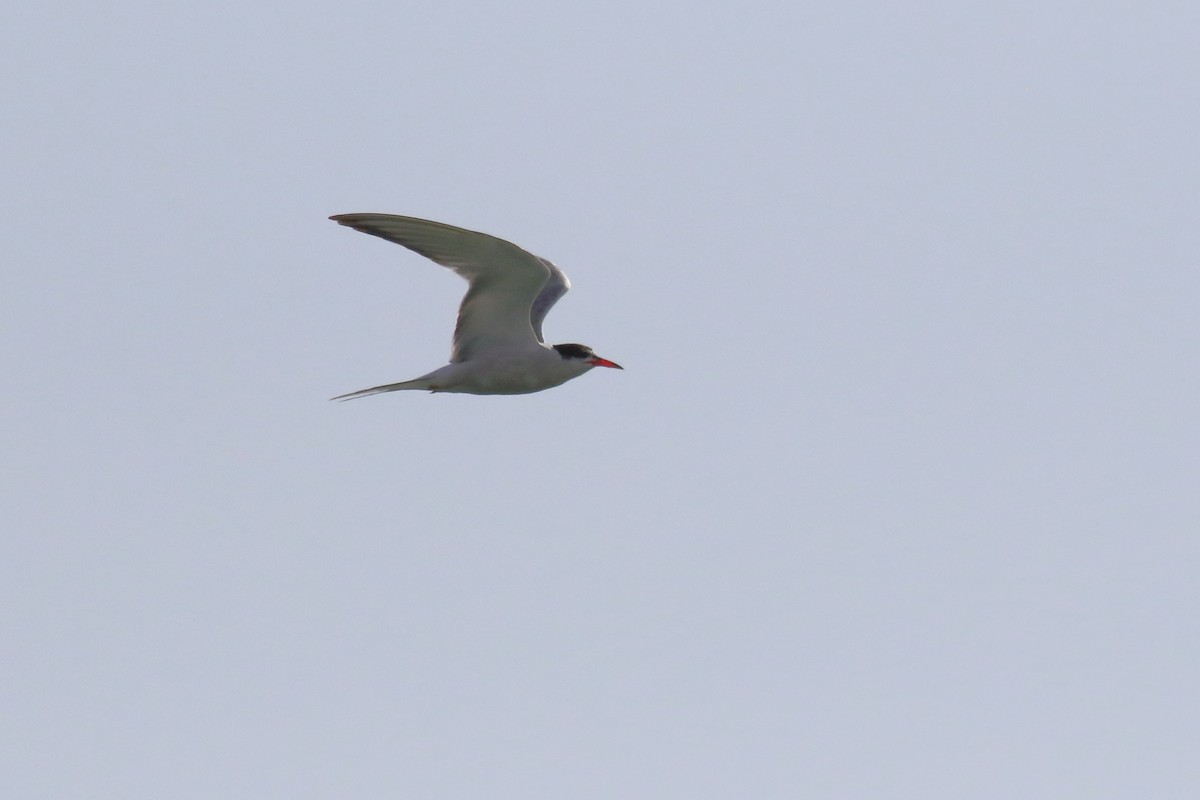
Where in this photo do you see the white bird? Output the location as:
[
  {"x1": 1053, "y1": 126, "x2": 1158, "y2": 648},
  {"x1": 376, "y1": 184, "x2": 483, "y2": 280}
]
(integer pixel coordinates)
[{"x1": 330, "y1": 214, "x2": 623, "y2": 400}]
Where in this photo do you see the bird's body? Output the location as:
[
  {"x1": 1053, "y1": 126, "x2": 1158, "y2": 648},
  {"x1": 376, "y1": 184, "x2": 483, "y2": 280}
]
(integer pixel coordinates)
[
  {"x1": 330, "y1": 214, "x2": 622, "y2": 400},
  {"x1": 332, "y1": 345, "x2": 598, "y2": 399}
]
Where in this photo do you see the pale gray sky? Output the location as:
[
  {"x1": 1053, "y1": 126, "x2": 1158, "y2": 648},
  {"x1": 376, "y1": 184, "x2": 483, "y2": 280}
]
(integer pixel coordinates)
[{"x1": 4, "y1": 1, "x2": 1198, "y2": 797}]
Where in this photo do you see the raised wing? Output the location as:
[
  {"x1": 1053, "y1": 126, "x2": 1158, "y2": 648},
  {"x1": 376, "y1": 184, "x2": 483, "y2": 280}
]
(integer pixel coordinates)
[
  {"x1": 530, "y1": 257, "x2": 571, "y2": 343},
  {"x1": 331, "y1": 214, "x2": 555, "y2": 362}
]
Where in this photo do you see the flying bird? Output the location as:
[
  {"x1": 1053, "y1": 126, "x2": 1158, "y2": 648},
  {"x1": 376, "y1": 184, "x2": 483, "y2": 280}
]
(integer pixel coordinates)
[{"x1": 330, "y1": 214, "x2": 622, "y2": 400}]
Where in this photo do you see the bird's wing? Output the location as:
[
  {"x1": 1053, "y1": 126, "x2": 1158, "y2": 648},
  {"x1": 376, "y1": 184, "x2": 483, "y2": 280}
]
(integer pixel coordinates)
[
  {"x1": 331, "y1": 214, "x2": 555, "y2": 362},
  {"x1": 530, "y1": 257, "x2": 571, "y2": 343}
]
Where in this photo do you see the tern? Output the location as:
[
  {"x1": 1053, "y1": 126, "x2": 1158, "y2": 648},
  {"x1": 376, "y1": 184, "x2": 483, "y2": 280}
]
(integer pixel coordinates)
[{"x1": 330, "y1": 214, "x2": 623, "y2": 400}]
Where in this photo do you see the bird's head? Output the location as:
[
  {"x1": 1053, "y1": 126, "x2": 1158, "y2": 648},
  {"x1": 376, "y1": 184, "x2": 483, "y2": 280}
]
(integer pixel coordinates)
[{"x1": 552, "y1": 343, "x2": 623, "y2": 371}]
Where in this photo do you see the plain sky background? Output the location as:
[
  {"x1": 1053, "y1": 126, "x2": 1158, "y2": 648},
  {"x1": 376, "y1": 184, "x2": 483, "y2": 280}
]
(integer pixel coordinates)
[{"x1": 4, "y1": 1, "x2": 1198, "y2": 797}]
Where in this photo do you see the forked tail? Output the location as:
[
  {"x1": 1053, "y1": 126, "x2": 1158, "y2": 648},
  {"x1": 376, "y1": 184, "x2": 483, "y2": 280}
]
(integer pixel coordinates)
[{"x1": 331, "y1": 377, "x2": 434, "y2": 401}]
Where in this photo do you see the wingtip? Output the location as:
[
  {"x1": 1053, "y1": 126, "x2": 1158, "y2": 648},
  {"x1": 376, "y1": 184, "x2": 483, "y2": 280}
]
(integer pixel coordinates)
[{"x1": 330, "y1": 213, "x2": 391, "y2": 230}]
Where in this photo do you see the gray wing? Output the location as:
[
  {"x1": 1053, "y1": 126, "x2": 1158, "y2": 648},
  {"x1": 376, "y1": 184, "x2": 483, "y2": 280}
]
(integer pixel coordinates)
[
  {"x1": 331, "y1": 214, "x2": 552, "y2": 362},
  {"x1": 530, "y1": 257, "x2": 571, "y2": 343}
]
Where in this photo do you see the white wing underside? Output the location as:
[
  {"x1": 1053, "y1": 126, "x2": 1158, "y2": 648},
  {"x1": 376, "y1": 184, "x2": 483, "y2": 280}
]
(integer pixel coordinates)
[{"x1": 330, "y1": 214, "x2": 571, "y2": 362}]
